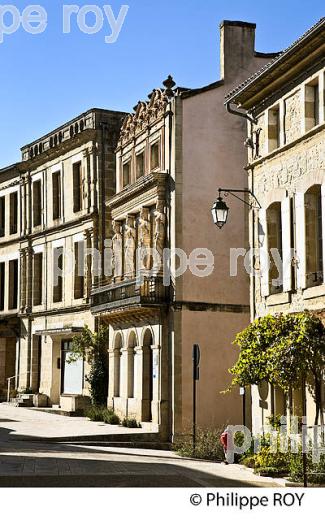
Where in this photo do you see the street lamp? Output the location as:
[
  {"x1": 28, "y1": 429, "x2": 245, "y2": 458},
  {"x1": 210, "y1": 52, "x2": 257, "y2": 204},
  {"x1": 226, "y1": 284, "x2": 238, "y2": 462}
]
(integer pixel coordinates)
[
  {"x1": 212, "y1": 188, "x2": 261, "y2": 229},
  {"x1": 211, "y1": 192, "x2": 229, "y2": 229}
]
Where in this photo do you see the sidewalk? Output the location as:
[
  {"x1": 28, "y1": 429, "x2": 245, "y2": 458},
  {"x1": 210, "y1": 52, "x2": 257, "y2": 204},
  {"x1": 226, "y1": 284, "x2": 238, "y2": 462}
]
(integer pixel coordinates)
[
  {"x1": 0, "y1": 404, "x2": 288, "y2": 487},
  {"x1": 0, "y1": 403, "x2": 156, "y2": 441}
]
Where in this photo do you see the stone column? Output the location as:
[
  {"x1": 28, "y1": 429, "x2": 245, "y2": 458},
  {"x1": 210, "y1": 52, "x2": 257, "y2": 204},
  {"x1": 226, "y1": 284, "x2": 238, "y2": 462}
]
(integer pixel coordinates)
[
  {"x1": 20, "y1": 177, "x2": 26, "y2": 236},
  {"x1": 19, "y1": 249, "x2": 27, "y2": 313},
  {"x1": 30, "y1": 336, "x2": 40, "y2": 393},
  {"x1": 134, "y1": 345, "x2": 150, "y2": 422},
  {"x1": 26, "y1": 173, "x2": 32, "y2": 235},
  {"x1": 108, "y1": 347, "x2": 117, "y2": 408},
  {"x1": 83, "y1": 228, "x2": 93, "y2": 302},
  {"x1": 120, "y1": 347, "x2": 129, "y2": 398}
]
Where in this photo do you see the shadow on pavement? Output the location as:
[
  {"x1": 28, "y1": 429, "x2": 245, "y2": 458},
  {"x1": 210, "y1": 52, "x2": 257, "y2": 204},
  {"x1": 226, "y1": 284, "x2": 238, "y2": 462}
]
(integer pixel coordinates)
[{"x1": 0, "y1": 423, "x2": 277, "y2": 488}]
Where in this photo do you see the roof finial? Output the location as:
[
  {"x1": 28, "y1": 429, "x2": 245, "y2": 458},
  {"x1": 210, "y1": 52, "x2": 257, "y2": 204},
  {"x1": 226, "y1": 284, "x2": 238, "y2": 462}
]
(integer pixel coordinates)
[{"x1": 163, "y1": 75, "x2": 176, "y2": 99}]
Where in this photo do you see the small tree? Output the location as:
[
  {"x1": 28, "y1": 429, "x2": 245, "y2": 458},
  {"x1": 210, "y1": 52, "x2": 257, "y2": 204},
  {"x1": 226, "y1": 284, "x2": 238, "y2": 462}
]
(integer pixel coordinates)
[
  {"x1": 229, "y1": 312, "x2": 325, "y2": 425},
  {"x1": 69, "y1": 325, "x2": 109, "y2": 406}
]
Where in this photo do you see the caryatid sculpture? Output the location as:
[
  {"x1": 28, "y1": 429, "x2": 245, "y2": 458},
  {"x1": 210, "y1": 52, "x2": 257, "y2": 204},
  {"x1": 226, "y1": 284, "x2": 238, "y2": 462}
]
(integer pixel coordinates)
[
  {"x1": 112, "y1": 220, "x2": 123, "y2": 280},
  {"x1": 124, "y1": 215, "x2": 136, "y2": 278},
  {"x1": 138, "y1": 207, "x2": 151, "y2": 270},
  {"x1": 153, "y1": 202, "x2": 166, "y2": 272}
]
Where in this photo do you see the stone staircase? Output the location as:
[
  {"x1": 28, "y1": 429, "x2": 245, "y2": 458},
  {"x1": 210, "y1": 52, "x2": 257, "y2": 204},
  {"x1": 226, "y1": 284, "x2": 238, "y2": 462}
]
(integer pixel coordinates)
[{"x1": 9, "y1": 393, "x2": 34, "y2": 407}]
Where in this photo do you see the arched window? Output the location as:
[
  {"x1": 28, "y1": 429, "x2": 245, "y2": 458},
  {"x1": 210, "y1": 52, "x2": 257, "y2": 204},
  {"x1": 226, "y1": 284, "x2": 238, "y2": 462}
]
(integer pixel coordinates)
[
  {"x1": 114, "y1": 333, "x2": 122, "y2": 397},
  {"x1": 128, "y1": 331, "x2": 137, "y2": 398},
  {"x1": 267, "y1": 202, "x2": 283, "y2": 294},
  {"x1": 305, "y1": 185, "x2": 323, "y2": 287}
]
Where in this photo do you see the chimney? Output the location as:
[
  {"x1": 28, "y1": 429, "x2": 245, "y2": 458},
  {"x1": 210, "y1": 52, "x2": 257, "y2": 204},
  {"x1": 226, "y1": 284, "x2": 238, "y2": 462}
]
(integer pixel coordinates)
[{"x1": 220, "y1": 21, "x2": 256, "y2": 85}]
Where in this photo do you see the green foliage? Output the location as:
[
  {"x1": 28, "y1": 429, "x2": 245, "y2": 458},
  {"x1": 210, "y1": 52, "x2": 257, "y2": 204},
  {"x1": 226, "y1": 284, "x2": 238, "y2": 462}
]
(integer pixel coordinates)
[
  {"x1": 85, "y1": 405, "x2": 121, "y2": 425},
  {"x1": 240, "y1": 455, "x2": 256, "y2": 468},
  {"x1": 70, "y1": 325, "x2": 109, "y2": 406},
  {"x1": 289, "y1": 448, "x2": 325, "y2": 484},
  {"x1": 267, "y1": 414, "x2": 283, "y2": 430},
  {"x1": 104, "y1": 412, "x2": 121, "y2": 425},
  {"x1": 254, "y1": 446, "x2": 290, "y2": 472},
  {"x1": 229, "y1": 312, "x2": 325, "y2": 396},
  {"x1": 174, "y1": 428, "x2": 225, "y2": 461},
  {"x1": 86, "y1": 405, "x2": 108, "y2": 422},
  {"x1": 122, "y1": 417, "x2": 142, "y2": 428}
]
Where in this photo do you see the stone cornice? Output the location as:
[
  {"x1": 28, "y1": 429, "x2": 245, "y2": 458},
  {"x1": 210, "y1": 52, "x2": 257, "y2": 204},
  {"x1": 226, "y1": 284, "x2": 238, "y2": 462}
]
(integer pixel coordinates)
[
  {"x1": 18, "y1": 129, "x2": 97, "y2": 171},
  {"x1": 107, "y1": 172, "x2": 168, "y2": 218}
]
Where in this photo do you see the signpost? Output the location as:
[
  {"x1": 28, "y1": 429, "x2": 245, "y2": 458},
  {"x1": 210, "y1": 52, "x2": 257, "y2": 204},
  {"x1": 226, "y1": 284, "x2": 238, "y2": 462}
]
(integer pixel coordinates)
[{"x1": 192, "y1": 344, "x2": 200, "y2": 453}]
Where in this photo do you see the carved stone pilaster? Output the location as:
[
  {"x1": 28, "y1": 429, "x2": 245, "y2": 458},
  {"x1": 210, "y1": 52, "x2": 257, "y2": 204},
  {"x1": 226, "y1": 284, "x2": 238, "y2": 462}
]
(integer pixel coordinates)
[
  {"x1": 83, "y1": 228, "x2": 93, "y2": 302},
  {"x1": 19, "y1": 249, "x2": 27, "y2": 313}
]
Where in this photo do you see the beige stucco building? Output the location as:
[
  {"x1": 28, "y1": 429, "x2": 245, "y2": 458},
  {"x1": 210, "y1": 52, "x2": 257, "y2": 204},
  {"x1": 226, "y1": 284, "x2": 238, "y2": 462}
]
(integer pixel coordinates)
[
  {"x1": 225, "y1": 18, "x2": 325, "y2": 432},
  {"x1": 91, "y1": 21, "x2": 277, "y2": 440},
  {"x1": 0, "y1": 108, "x2": 126, "y2": 409}
]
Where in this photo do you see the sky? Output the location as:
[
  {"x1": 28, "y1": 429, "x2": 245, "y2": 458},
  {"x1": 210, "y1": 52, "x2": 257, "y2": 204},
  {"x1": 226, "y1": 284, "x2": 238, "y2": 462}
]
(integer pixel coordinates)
[{"x1": 0, "y1": 0, "x2": 324, "y2": 168}]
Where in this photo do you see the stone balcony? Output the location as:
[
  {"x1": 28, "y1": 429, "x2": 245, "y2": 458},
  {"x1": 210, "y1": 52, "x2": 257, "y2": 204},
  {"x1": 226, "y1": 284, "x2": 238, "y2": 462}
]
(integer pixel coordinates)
[{"x1": 91, "y1": 275, "x2": 170, "y2": 317}]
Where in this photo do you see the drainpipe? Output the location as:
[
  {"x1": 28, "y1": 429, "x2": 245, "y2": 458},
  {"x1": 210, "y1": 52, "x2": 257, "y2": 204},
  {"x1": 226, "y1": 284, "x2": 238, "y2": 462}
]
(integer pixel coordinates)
[
  {"x1": 225, "y1": 101, "x2": 257, "y2": 125},
  {"x1": 225, "y1": 101, "x2": 257, "y2": 321}
]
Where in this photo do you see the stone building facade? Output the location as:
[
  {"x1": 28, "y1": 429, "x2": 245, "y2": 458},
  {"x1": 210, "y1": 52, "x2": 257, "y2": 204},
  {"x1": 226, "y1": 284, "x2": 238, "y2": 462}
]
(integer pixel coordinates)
[
  {"x1": 225, "y1": 18, "x2": 325, "y2": 432},
  {"x1": 0, "y1": 164, "x2": 21, "y2": 400},
  {"x1": 91, "y1": 21, "x2": 277, "y2": 439},
  {"x1": 0, "y1": 108, "x2": 126, "y2": 409}
]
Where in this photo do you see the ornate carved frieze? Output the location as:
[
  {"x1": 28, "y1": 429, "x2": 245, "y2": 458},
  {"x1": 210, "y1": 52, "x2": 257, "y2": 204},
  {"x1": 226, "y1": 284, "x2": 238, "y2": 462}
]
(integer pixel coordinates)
[
  {"x1": 118, "y1": 88, "x2": 170, "y2": 147},
  {"x1": 255, "y1": 138, "x2": 325, "y2": 195}
]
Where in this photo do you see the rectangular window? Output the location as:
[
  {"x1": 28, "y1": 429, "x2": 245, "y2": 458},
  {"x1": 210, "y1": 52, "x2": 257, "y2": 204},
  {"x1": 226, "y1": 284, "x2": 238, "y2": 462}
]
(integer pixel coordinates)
[
  {"x1": 33, "y1": 180, "x2": 42, "y2": 227},
  {"x1": 33, "y1": 253, "x2": 43, "y2": 306},
  {"x1": 305, "y1": 80, "x2": 319, "y2": 131},
  {"x1": 73, "y1": 162, "x2": 83, "y2": 213},
  {"x1": 52, "y1": 171, "x2": 61, "y2": 220},
  {"x1": 0, "y1": 196, "x2": 5, "y2": 237},
  {"x1": 305, "y1": 185, "x2": 323, "y2": 287},
  {"x1": 53, "y1": 247, "x2": 63, "y2": 303},
  {"x1": 267, "y1": 202, "x2": 283, "y2": 295},
  {"x1": 8, "y1": 259, "x2": 18, "y2": 310},
  {"x1": 9, "y1": 192, "x2": 18, "y2": 235},
  {"x1": 74, "y1": 242, "x2": 84, "y2": 300},
  {"x1": 123, "y1": 161, "x2": 131, "y2": 187},
  {"x1": 268, "y1": 105, "x2": 280, "y2": 152},
  {"x1": 150, "y1": 142, "x2": 160, "y2": 170},
  {"x1": 136, "y1": 152, "x2": 145, "y2": 179},
  {"x1": 0, "y1": 262, "x2": 5, "y2": 310}
]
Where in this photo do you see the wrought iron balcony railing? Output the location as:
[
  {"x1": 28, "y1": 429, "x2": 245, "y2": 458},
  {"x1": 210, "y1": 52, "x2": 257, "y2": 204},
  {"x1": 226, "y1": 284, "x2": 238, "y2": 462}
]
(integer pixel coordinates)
[{"x1": 91, "y1": 275, "x2": 169, "y2": 314}]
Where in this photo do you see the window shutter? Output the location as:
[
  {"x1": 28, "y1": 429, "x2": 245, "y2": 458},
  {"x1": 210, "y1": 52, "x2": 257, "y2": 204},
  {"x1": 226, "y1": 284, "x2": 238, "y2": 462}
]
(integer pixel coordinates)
[
  {"x1": 295, "y1": 192, "x2": 306, "y2": 289},
  {"x1": 282, "y1": 197, "x2": 292, "y2": 292},
  {"x1": 259, "y1": 208, "x2": 269, "y2": 297}
]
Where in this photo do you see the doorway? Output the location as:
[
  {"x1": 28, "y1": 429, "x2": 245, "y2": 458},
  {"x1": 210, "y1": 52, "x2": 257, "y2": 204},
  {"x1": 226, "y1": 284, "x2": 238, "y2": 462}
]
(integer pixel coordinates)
[{"x1": 61, "y1": 340, "x2": 83, "y2": 395}]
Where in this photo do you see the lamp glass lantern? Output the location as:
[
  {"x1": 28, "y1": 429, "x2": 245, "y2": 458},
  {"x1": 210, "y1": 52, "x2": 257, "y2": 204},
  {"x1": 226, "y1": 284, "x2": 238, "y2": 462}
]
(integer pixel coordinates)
[{"x1": 211, "y1": 196, "x2": 229, "y2": 229}]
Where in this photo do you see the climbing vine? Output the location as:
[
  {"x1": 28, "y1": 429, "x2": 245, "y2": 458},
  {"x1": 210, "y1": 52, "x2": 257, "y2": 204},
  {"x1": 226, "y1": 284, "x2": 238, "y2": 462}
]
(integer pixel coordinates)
[{"x1": 69, "y1": 325, "x2": 109, "y2": 406}]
